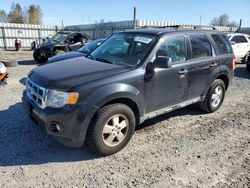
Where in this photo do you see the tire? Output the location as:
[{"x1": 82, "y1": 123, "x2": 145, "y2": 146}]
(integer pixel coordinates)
[
  {"x1": 247, "y1": 63, "x2": 250, "y2": 72},
  {"x1": 198, "y1": 79, "x2": 226, "y2": 113},
  {"x1": 86, "y1": 103, "x2": 135, "y2": 156},
  {"x1": 33, "y1": 48, "x2": 48, "y2": 63},
  {"x1": 242, "y1": 52, "x2": 250, "y2": 64},
  {"x1": 2, "y1": 60, "x2": 18, "y2": 67}
]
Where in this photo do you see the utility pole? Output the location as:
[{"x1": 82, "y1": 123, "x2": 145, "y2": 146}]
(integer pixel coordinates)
[
  {"x1": 238, "y1": 19, "x2": 242, "y2": 31},
  {"x1": 199, "y1": 15, "x2": 202, "y2": 26},
  {"x1": 133, "y1": 6, "x2": 136, "y2": 29},
  {"x1": 61, "y1": 19, "x2": 64, "y2": 28}
]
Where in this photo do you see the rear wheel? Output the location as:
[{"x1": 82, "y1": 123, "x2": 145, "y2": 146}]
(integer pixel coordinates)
[
  {"x1": 87, "y1": 103, "x2": 135, "y2": 156},
  {"x1": 198, "y1": 79, "x2": 225, "y2": 113}
]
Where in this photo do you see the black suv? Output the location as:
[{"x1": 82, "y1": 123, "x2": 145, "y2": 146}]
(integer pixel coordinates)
[
  {"x1": 22, "y1": 29, "x2": 235, "y2": 155},
  {"x1": 33, "y1": 31, "x2": 89, "y2": 63}
]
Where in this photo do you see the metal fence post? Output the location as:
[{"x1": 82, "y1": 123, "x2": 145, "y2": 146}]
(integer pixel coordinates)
[
  {"x1": 1, "y1": 27, "x2": 7, "y2": 50},
  {"x1": 38, "y1": 28, "x2": 41, "y2": 45}
]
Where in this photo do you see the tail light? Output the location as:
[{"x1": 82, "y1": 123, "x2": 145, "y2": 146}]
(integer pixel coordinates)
[{"x1": 232, "y1": 56, "x2": 236, "y2": 70}]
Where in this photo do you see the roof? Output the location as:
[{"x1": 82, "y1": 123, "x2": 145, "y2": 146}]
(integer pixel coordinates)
[
  {"x1": 124, "y1": 28, "x2": 224, "y2": 36},
  {"x1": 58, "y1": 30, "x2": 91, "y2": 39}
]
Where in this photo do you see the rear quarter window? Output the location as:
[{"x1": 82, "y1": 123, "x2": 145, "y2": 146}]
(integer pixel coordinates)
[
  {"x1": 190, "y1": 35, "x2": 212, "y2": 59},
  {"x1": 211, "y1": 34, "x2": 232, "y2": 55}
]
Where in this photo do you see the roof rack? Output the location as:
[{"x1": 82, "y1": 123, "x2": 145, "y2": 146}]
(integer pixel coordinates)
[{"x1": 141, "y1": 25, "x2": 217, "y2": 30}]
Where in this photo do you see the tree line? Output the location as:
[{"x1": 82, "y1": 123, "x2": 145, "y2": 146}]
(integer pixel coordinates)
[
  {"x1": 210, "y1": 14, "x2": 238, "y2": 27},
  {"x1": 0, "y1": 2, "x2": 43, "y2": 24}
]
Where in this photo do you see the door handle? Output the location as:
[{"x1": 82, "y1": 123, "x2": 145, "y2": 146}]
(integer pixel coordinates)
[
  {"x1": 178, "y1": 69, "x2": 188, "y2": 75},
  {"x1": 209, "y1": 62, "x2": 217, "y2": 67}
]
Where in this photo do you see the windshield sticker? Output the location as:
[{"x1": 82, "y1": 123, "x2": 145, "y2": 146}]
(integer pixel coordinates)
[{"x1": 134, "y1": 36, "x2": 152, "y2": 44}]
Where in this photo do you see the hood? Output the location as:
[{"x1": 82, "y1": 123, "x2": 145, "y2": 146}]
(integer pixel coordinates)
[
  {"x1": 29, "y1": 56, "x2": 130, "y2": 90},
  {"x1": 48, "y1": 51, "x2": 84, "y2": 63},
  {"x1": 40, "y1": 40, "x2": 58, "y2": 48}
]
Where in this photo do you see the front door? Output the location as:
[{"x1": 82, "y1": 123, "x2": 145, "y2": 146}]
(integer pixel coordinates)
[{"x1": 144, "y1": 35, "x2": 189, "y2": 113}]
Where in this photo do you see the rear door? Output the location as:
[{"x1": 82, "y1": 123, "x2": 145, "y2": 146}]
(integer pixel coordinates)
[{"x1": 186, "y1": 34, "x2": 215, "y2": 100}]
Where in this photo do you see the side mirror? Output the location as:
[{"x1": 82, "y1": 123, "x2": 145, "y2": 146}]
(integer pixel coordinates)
[
  {"x1": 230, "y1": 41, "x2": 236, "y2": 45},
  {"x1": 153, "y1": 56, "x2": 172, "y2": 69},
  {"x1": 144, "y1": 57, "x2": 172, "y2": 82}
]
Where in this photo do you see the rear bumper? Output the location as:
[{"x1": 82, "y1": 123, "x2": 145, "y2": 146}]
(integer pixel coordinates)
[{"x1": 22, "y1": 91, "x2": 87, "y2": 147}]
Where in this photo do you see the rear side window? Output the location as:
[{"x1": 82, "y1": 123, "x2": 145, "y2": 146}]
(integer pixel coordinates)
[
  {"x1": 190, "y1": 35, "x2": 212, "y2": 59},
  {"x1": 231, "y1": 35, "x2": 248, "y2": 43},
  {"x1": 211, "y1": 34, "x2": 232, "y2": 54}
]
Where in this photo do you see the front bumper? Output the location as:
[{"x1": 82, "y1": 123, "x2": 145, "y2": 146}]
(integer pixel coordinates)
[{"x1": 22, "y1": 91, "x2": 86, "y2": 147}]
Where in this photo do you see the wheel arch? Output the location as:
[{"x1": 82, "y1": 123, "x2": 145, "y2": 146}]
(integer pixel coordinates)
[
  {"x1": 99, "y1": 97, "x2": 140, "y2": 126},
  {"x1": 77, "y1": 84, "x2": 144, "y2": 141},
  {"x1": 216, "y1": 74, "x2": 229, "y2": 90}
]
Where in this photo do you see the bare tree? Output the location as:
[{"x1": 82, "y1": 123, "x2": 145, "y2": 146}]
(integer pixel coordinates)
[
  {"x1": 210, "y1": 14, "x2": 238, "y2": 27},
  {"x1": 0, "y1": 10, "x2": 8, "y2": 23},
  {"x1": 27, "y1": 5, "x2": 43, "y2": 24},
  {"x1": 8, "y1": 3, "x2": 24, "y2": 23}
]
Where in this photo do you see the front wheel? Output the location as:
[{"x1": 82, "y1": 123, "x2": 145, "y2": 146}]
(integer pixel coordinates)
[
  {"x1": 86, "y1": 103, "x2": 135, "y2": 156},
  {"x1": 198, "y1": 79, "x2": 226, "y2": 113},
  {"x1": 33, "y1": 48, "x2": 48, "y2": 63}
]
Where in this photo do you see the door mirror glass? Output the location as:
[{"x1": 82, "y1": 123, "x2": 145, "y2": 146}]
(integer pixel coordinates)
[{"x1": 153, "y1": 56, "x2": 172, "y2": 68}]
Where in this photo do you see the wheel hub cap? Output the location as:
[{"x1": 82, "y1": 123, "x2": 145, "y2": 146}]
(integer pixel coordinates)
[
  {"x1": 102, "y1": 114, "x2": 128, "y2": 147},
  {"x1": 211, "y1": 86, "x2": 223, "y2": 108}
]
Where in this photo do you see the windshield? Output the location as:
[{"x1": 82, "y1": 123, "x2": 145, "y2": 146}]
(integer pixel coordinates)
[
  {"x1": 90, "y1": 33, "x2": 157, "y2": 67},
  {"x1": 78, "y1": 39, "x2": 104, "y2": 54},
  {"x1": 52, "y1": 32, "x2": 68, "y2": 43}
]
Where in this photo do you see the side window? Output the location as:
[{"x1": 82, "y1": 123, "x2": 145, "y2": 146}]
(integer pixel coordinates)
[
  {"x1": 232, "y1": 36, "x2": 248, "y2": 43},
  {"x1": 211, "y1": 34, "x2": 232, "y2": 54},
  {"x1": 156, "y1": 36, "x2": 187, "y2": 63},
  {"x1": 190, "y1": 35, "x2": 212, "y2": 59},
  {"x1": 238, "y1": 36, "x2": 248, "y2": 43}
]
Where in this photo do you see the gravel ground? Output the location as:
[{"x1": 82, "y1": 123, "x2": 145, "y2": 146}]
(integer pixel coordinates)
[{"x1": 0, "y1": 50, "x2": 250, "y2": 188}]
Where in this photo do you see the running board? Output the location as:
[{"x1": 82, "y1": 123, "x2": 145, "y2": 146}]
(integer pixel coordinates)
[{"x1": 140, "y1": 97, "x2": 201, "y2": 123}]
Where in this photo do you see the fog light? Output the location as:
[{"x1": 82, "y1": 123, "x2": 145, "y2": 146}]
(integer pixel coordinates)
[{"x1": 48, "y1": 122, "x2": 64, "y2": 133}]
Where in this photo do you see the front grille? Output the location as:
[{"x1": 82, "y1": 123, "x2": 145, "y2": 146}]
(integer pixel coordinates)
[{"x1": 26, "y1": 78, "x2": 47, "y2": 108}]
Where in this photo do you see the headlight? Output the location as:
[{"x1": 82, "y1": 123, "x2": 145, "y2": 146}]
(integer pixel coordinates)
[{"x1": 46, "y1": 90, "x2": 79, "y2": 108}]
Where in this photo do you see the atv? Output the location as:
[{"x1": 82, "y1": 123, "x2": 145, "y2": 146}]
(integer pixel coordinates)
[
  {"x1": 33, "y1": 31, "x2": 89, "y2": 63},
  {"x1": 0, "y1": 62, "x2": 8, "y2": 86}
]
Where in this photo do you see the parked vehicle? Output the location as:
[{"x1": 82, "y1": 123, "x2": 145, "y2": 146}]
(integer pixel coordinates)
[
  {"x1": 33, "y1": 31, "x2": 89, "y2": 63},
  {"x1": 0, "y1": 62, "x2": 8, "y2": 85},
  {"x1": 22, "y1": 29, "x2": 235, "y2": 155},
  {"x1": 48, "y1": 39, "x2": 105, "y2": 63},
  {"x1": 227, "y1": 33, "x2": 250, "y2": 63},
  {"x1": 14, "y1": 38, "x2": 22, "y2": 51}
]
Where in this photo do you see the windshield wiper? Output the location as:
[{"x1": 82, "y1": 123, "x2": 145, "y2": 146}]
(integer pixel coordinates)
[
  {"x1": 87, "y1": 54, "x2": 96, "y2": 60},
  {"x1": 95, "y1": 58, "x2": 113, "y2": 64}
]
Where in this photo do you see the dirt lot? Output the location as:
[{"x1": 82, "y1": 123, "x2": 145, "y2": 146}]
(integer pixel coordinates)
[{"x1": 0, "y1": 50, "x2": 250, "y2": 188}]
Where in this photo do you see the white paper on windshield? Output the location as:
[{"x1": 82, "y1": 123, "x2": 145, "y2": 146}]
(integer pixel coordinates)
[{"x1": 134, "y1": 36, "x2": 152, "y2": 44}]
